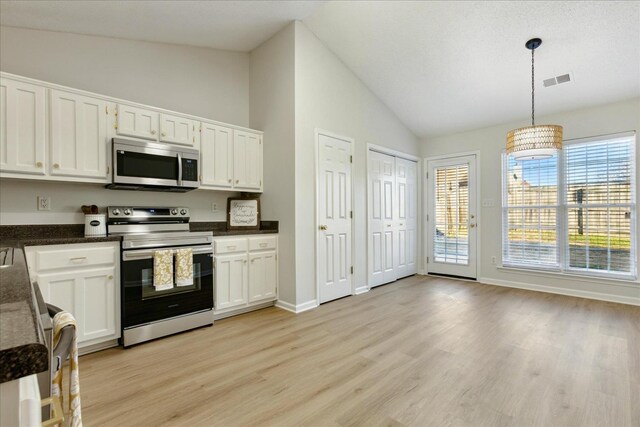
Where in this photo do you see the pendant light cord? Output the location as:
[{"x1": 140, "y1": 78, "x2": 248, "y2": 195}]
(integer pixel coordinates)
[{"x1": 531, "y1": 48, "x2": 535, "y2": 126}]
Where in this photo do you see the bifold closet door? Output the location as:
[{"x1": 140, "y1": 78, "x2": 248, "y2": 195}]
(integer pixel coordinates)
[
  {"x1": 396, "y1": 157, "x2": 418, "y2": 278},
  {"x1": 368, "y1": 151, "x2": 397, "y2": 287},
  {"x1": 368, "y1": 151, "x2": 418, "y2": 288}
]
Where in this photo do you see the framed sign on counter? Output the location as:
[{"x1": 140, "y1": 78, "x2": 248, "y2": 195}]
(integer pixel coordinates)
[{"x1": 227, "y1": 197, "x2": 261, "y2": 230}]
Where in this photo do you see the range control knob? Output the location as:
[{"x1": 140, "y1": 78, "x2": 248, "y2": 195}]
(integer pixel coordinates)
[
  {"x1": 171, "y1": 209, "x2": 178, "y2": 215},
  {"x1": 123, "y1": 208, "x2": 131, "y2": 215},
  {"x1": 180, "y1": 209, "x2": 187, "y2": 215},
  {"x1": 112, "y1": 208, "x2": 120, "y2": 216}
]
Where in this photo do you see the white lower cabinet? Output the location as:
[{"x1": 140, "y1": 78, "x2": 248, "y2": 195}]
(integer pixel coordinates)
[
  {"x1": 214, "y1": 253, "x2": 248, "y2": 310},
  {"x1": 213, "y1": 235, "x2": 277, "y2": 317},
  {"x1": 249, "y1": 251, "x2": 277, "y2": 303},
  {"x1": 25, "y1": 242, "x2": 120, "y2": 351}
]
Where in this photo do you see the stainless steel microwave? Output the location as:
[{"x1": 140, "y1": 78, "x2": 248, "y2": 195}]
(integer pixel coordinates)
[{"x1": 108, "y1": 138, "x2": 200, "y2": 192}]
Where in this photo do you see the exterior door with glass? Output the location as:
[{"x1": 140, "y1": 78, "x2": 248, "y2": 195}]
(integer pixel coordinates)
[{"x1": 427, "y1": 155, "x2": 477, "y2": 279}]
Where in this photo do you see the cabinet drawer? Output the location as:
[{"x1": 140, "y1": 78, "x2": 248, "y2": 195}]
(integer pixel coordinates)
[
  {"x1": 248, "y1": 236, "x2": 277, "y2": 252},
  {"x1": 213, "y1": 238, "x2": 248, "y2": 255},
  {"x1": 33, "y1": 245, "x2": 116, "y2": 271}
]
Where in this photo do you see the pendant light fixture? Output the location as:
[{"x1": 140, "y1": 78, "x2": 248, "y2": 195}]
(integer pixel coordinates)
[{"x1": 506, "y1": 38, "x2": 563, "y2": 160}]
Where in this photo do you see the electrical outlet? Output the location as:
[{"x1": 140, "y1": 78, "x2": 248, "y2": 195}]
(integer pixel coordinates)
[
  {"x1": 491, "y1": 256, "x2": 497, "y2": 265},
  {"x1": 38, "y1": 196, "x2": 51, "y2": 211},
  {"x1": 211, "y1": 202, "x2": 218, "y2": 212}
]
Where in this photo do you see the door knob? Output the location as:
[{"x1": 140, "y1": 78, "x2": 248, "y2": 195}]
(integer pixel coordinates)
[
  {"x1": 469, "y1": 223, "x2": 476, "y2": 228},
  {"x1": 319, "y1": 225, "x2": 327, "y2": 230}
]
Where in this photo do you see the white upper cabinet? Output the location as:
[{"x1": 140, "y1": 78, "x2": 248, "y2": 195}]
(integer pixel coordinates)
[
  {"x1": 159, "y1": 113, "x2": 198, "y2": 147},
  {"x1": 116, "y1": 104, "x2": 159, "y2": 140},
  {"x1": 201, "y1": 123, "x2": 233, "y2": 188},
  {"x1": 50, "y1": 90, "x2": 108, "y2": 180},
  {"x1": 0, "y1": 78, "x2": 46, "y2": 175},
  {"x1": 233, "y1": 130, "x2": 262, "y2": 191}
]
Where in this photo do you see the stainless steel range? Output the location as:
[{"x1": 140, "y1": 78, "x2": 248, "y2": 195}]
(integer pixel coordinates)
[{"x1": 108, "y1": 206, "x2": 213, "y2": 347}]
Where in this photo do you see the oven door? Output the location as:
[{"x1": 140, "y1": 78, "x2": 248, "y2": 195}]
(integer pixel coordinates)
[{"x1": 121, "y1": 245, "x2": 213, "y2": 328}]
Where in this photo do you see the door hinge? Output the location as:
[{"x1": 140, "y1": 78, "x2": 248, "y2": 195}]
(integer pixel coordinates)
[
  {"x1": 350, "y1": 266, "x2": 354, "y2": 274},
  {"x1": 426, "y1": 214, "x2": 429, "y2": 221},
  {"x1": 350, "y1": 155, "x2": 353, "y2": 163},
  {"x1": 426, "y1": 257, "x2": 430, "y2": 263},
  {"x1": 106, "y1": 166, "x2": 110, "y2": 175},
  {"x1": 193, "y1": 124, "x2": 195, "y2": 132},
  {"x1": 105, "y1": 106, "x2": 108, "y2": 115},
  {"x1": 114, "y1": 122, "x2": 118, "y2": 130},
  {"x1": 350, "y1": 211, "x2": 353, "y2": 219},
  {"x1": 426, "y1": 171, "x2": 429, "y2": 179},
  {"x1": 193, "y1": 136, "x2": 195, "y2": 143}
]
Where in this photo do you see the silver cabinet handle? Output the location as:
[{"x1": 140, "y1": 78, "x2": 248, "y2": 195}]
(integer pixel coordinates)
[
  {"x1": 151, "y1": 130, "x2": 157, "y2": 135},
  {"x1": 259, "y1": 243, "x2": 267, "y2": 248},
  {"x1": 69, "y1": 256, "x2": 87, "y2": 261},
  {"x1": 227, "y1": 245, "x2": 237, "y2": 250}
]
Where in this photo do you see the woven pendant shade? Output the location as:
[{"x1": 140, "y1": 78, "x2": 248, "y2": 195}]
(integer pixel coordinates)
[
  {"x1": 506, "y1": 38, "x2": 562, "y2": 160},
  {"x1": 506, "y1": 124, "x2": 563, "y2": 160}
]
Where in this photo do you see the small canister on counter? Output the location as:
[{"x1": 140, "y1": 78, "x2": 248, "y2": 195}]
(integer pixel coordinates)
[{"x1": 84, "y1": 214, "x2": 106, "y2": 237}]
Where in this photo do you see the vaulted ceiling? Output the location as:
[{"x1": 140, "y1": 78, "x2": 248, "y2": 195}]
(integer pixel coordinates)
[{"x1": 2, "y1": 0, "x2": 638, "y2": 138}]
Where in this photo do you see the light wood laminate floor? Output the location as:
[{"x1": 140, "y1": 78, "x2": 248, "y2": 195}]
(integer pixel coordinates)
[{"x1": 79, "y1": 275, "x2": 640, "y2": 426}]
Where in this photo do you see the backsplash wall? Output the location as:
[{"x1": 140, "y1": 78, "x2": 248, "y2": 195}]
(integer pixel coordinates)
[{"x1": 0, "y1": 180, "x2": 238, "y2": 225}]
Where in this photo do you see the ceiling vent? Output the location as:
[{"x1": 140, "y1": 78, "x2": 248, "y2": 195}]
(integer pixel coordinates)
[{"x1": 543, "y1": 73, "x2": 573, "y2": 87}]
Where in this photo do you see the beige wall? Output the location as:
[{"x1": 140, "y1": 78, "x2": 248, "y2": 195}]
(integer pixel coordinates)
[
  {"x1": 294, "y1": 21, "x2": 420, "y2": 305},
  {"x1": 422, "y1": 97, "x2": 640, "y2": 303},
  {"x1": 249, "y1": 23, "x2": 296, "y2": 305},
  {"x1": 0, "y1": 26, "x2": 251, "y2": 225}
]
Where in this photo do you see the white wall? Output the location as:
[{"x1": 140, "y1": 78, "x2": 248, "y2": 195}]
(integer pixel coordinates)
[
  {"x1": 0, "y1": 26, "x2": 250, "y2": 126},
  {"x1": 422, "y1": 97, "x2": 640, "y2": 304},
  {"x1": 294, "y1": 22, "x2": 420, "y2": 305},
  {"x1": 0, "y1": 180, "x2": 233, "y2": 224},
  {"x1": 249, "y1": 23, "x2": 296, "y2": 305},
  {"x1": 0, "y1": 26, "x2": 252, "y2": 225}
]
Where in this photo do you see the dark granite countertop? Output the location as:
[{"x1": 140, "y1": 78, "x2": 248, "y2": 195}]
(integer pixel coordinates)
[
  {"x1": 0, "y1": 245, "x2": 48, "y2": 383},
  {"x1": 190, "y1": 221, "x2": 279, "y2": 235}
]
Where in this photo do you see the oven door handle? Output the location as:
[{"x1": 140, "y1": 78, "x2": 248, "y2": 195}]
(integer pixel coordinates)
[
  {"x1": 122, "y1": 246, "x2": 212, "y2": 261},
  {"x1": 177, "y1": 153, "x2": 183, "y2": 186}
]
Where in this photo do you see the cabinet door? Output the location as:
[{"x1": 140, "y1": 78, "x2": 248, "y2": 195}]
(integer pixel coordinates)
[
  {"x1": 201, "y1": 123, "x2": 233, "y2": 188},
  {"x1": 116, "y1": 104, "x2": 159, "y2": 140},
  {"x1": 248, "y1": 251, "x2": 277, "y2": 303},
  {"x1": 233, "y1": 130, "x2": 262, "y2": 191},
  {"x1": 214, "y1": 253, "x2": 248, "y2": 310},
  {"x1": 160, "y1": 114, "x2": 196, "y2": 147},
  {"x1": 37, "y1": 266, "x2": 119, "y2": 345},
  {"x1": 50, "y1": 90, "x2": 108, "y2": 179},
  {"x1": 0, "y1": 78, "x2": 46, "y2": 175}
]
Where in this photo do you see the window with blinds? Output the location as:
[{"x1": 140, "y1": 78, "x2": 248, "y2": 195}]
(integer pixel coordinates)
[{"x1": 502, "y1": 132, "x2": 636, "y2": 279}]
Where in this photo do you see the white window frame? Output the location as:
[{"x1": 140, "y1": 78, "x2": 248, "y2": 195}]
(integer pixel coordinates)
[{"x1": 502, "y1": 131, "x2": 637, "y2": 281}]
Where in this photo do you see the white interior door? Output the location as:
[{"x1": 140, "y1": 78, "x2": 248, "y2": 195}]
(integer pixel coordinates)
[
  {"x1": 368, "y1": 150, "x2": 397, "y2": 287},
  {"x1": 396, "y1": 157, "x2": 418, "y2": 277},
  {"x1": 318, "y1": 132, "x2": 352, "y2": 304},
  {"x1": 427, "y1": 155, "x2": 477, "y2": 279}
]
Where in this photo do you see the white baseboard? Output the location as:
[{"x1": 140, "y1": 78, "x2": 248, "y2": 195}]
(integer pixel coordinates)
[
  {"x1": 478, "y1": 277, "x2": 640, "y2": 306},
  {"x1": 354, "y1": 286, "x2": 369, "y2": 295},
  {"x1": 275, "y1": 299, "x2": 318, "y2": 314}
]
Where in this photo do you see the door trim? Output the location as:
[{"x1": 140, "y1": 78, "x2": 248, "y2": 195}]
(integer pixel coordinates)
[
  {"x1": 315, "y1": 129, "x2": 355, "y2": 303},
  {"x1": 366, "y1": 144, "x2": 423, "y2": 286},
  {"x1": 423, "y1": 151, "x2": 482, "y2": 279}
]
